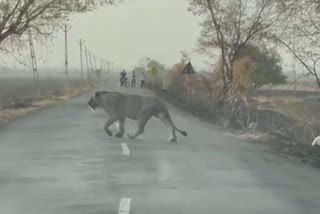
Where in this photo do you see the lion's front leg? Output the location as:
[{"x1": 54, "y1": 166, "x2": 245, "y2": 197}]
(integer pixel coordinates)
[
  {"x1": 128, "y1": 112, "x2": 152, "y2": 139},
  {"x1": 104, "y1": 117, "x2": 117, "y2": 136},
  {"x1": 115, "y1": 118, "x2": 125, "y2": 138}
]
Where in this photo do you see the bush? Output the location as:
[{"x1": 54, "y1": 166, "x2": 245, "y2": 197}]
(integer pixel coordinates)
[{"x1": 236, "y1": 44, "x2": 287, "y2": 88}]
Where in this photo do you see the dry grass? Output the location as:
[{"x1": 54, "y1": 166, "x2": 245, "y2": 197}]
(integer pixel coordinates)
[
  {"x1": 259, "y1": 82, "x2": 319, "y2": 92},
  {"x1": 226, "y1": 130, "x2": 270, "y2": 142},
  {"x1": 0, "y1": 107, "x2": 37, "y2": 123},
  {"x1": 0, "y1": 84, "x2": 93, "y2": 124},
  {"x1": 252, "y1": 95, "x2": 318, "y2": 123}
]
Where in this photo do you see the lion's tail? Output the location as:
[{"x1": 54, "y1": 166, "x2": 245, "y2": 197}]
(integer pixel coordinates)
[
  {"x1": 175, "y1": 127, "x2": 188, "y2": 137},
  {"x1": 162, "y1": 106, "x2": 188, "y2": 137}
]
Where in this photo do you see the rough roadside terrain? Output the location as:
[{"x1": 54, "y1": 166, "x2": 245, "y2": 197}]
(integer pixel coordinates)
[
  {"x1": 0, "y1": 77, "x2": 101, "y2": 127},
  {"x1": 153, "y1": 89, "x2": 320, "y2": 168}
]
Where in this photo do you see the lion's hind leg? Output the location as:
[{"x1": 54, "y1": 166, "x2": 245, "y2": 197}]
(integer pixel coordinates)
[
  {"x1": 157, "y1": 112, "x2": 177, "y2": 142},
  {"x1": 128, "y1": 111, "x2": 153, "y2": 140}
]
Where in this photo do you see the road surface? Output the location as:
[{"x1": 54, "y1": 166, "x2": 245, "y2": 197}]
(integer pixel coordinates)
[{"x1": 0, "y1": 82, "x2": 320, "y2": 214}]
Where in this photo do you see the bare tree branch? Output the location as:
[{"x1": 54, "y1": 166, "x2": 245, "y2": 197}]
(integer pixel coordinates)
[
  {"x1": 0, "y1": 46, "x2": 28, "y2": 66},
  {"x1": 0, "y1": 0, "x2": 119, "y2": 46}
]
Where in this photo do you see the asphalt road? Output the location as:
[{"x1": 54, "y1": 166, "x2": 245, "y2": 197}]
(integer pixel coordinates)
[{"x1": 0, "y1": 81, "x2": 320, "y2": 214}]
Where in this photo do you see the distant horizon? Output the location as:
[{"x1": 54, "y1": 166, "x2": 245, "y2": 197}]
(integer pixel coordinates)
[{"x1": 0, "y1": 63, "x2": 312, "y2": 82}]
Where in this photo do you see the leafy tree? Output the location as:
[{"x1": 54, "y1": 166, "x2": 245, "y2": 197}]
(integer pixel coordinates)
[
  {"x1": 133, "y1": 66, "x2": 145, "y2": 73},
  {"x1": 136, "y1": 57, "x2": 167, "y2": 88},
  {"x1": 236, "y1": 44, "x2": 287, "y2": 88},
  {"x1": 232, "y1": 56, "x2": 256, "y2": 92}
]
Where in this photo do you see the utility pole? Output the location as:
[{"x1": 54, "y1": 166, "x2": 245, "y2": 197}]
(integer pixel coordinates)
[
  {"x1": 76, "y1": 39, "x2": 85, "y2": 85},
  {"x1": 60, "y1": 23, "x2": 72, "y2": 91},
  {"x1": 28, "y1": 30, "x2": 41, "y2": 95},
  {"x1": 101, "y1": 59, "x2": 105, "y2": 78},
  {"x1": 102, "y1": 58, "x2": 107, "y2": 72},
  {"x1": 102, "y1": 59, "x2": 106, "y2": 76},
  {"x1": 88, "y1": 50, "x2": 94, "y2": 73},
  {"x1": 105, "y1": 60, "x2": 109, "y2": 77},
  {"x1": 99, "y1": 58, "x2": 104, "y2": 80},
  {"x1": 102, "y1": 59, "x2": 106, "y2": 71},
  {"x1": 84, "y1": 47, "x2": 91, "y2": 84},
  {"x1": 88, "y1": 50, "x2": 96, "y2": 81},
  {"x1": 93, "y1": 54, "x2": 98, "y2": 71},
  {"x1": 107, "y1": 61, "x2": 112, "y2": 76}
]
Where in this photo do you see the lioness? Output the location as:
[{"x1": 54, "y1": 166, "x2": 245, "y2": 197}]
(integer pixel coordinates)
[{"x1": 88, "y1": 91, "x2": 187, "y2": 142}]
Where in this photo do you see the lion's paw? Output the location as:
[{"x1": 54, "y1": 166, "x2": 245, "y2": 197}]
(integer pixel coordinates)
[
  {"x1": 169, "y1": 136, "x2": 177, "y2": 143},
  {"x1": 115, "y1": 132, "x2": 124, "y2": 138},
  {"x1": 105, "y1": 129, "x2": 113, "y2": 137},
  {"x1": 127, "y1": 134, "x2": 135, "y2": 140}
]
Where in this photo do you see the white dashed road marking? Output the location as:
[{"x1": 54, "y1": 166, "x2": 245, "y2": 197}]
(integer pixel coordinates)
[
  {"x1": 118, "y1": 198, "x2": 132, "y2": 214},
  {"x1": 121, "y1": 143, "x2": 130, "y2": 156}
]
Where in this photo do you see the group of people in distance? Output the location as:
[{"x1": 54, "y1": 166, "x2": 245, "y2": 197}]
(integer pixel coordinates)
[{"x1": 120, "y1": 69, "x2": 145, "y2": 88}]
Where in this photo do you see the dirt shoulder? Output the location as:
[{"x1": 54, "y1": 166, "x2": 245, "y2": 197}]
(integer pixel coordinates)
[
  {"x1": 153, "y1": 89, "x2": 320, "y2": 169},
  {"x1": 0, "y1": 85, "x2": 94, "y2": 127}
]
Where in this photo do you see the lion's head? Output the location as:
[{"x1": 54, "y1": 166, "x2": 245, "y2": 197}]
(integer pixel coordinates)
[{"x1": 88, "y1": 91, "x2": 108, "y2": 111}]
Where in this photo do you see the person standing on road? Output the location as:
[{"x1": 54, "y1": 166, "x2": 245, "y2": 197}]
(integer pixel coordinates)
[
  {"x1": 131, "y1": 70, "x2": 136, "y2": 88},
  {"x1": 140, "y1": 71, "x2": 145, "y2": 88}
]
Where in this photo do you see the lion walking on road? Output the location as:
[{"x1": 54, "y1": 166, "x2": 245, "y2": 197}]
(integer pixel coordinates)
[{"x1": 88, "y1": 91, "x2": 187, "y2": 142}]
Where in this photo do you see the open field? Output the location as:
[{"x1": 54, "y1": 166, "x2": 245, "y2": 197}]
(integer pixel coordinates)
[
  {"x1": 0, "y1": 76, "x2": 95, "y2": 126},
  {"x1": 0, "y1": 77, "x2": 84, "y2": 108},
  {"x1": 254, "y1": 82, "x2": 320, "y2": 98},
  {"x1": 254, "y1": 88, "x2": 320, "y2": 99}
]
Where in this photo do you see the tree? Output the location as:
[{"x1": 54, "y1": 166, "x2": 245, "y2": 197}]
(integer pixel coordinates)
[
  {"x1": 137, "y1": 57, "x2": 167, "y2": 88},
  {"x1": 0, "y1": 0, "x2": 119, "y2": 47},
  {"x1": 188, "y1": 0, "x2": 288, "y2": 90},
  {"x1": 273, "y1": 0, "x2": 320, "y2": 88},
  {"x1": 232, "y1": 56, "x2": 256, "y2": 92},
  {"x1": 187, "y1": 0, "x2": 292, "y2": 128},
  {"x1": 236, "y1": 44, "x2": 287, "y2": 88},
  {"x1": 164, "y1": 52, "x2": 193, "y2": 98},
  {"x1": 133, "y1": 65, "x2": 145, "y2": 74}
]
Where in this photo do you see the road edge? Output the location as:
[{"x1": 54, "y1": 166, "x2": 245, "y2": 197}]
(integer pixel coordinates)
[{"x1": 0, "y1": 84, "x2": 99, "y2": 129}]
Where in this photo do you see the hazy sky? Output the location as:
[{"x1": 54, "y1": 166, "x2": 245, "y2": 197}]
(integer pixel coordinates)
[
  {"x1": 32, "y1": 0, "x2": 206, "y2": 72},
  {"x1": 0, "y1": 0, "x2": 297, "y2": 78}
]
